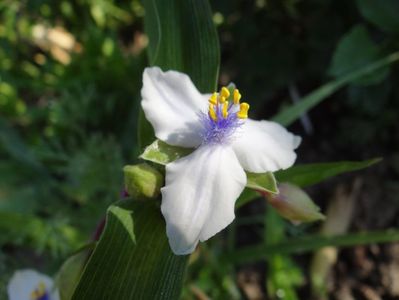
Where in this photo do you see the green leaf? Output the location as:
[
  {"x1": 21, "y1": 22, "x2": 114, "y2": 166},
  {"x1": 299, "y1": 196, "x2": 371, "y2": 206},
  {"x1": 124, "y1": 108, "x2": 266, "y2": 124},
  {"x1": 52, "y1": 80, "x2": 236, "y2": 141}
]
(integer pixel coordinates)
[
  {"x1": 139, "y1": 0, "x2": 220, "y2": 153},
  {"x1": 275, "y1": 158, "x2": 381, "y2": 187},
  {"x1": 272, "y1": 51, "x2": 399, "y2": 126},
  {"x1": 57, "y1": 244, "x2": 93, "y2": 300},
  {"x1": 139, "y1": 139, "x2": 193, "y2": 165},
  {"x1": 328, "y1": 25, "x2": 389, "y2": 85},
  {"x1": 72, "y1": 200, "x2": 188, "y2": 300},
  {"x1": 357, "y1": 0, "x2": 399, "y2": 33},
  {"x1": 235, "y1": 188, "x2": 260, "y2": 209},
  {"x1": 138, "y1": 109, "x2": 155, "y2": 150},
  {"x1": 224, "y1": 229, "x2": 399, "y2": 264},
  {"x1": 246, "y1": 172, "x2": 279, "y2": 194},
  {"x1": 143, "y1": 0, "x2": 220, "y2": 93},
  {"x1": 264, "y1": 208, "x2": 303, "y2": 300}
]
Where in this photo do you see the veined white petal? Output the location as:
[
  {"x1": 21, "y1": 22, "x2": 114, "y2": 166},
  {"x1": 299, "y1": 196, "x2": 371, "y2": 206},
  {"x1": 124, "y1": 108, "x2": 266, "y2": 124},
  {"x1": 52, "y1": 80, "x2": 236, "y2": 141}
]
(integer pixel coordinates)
[
  {"x1": 232, "y1": 119, "x2": 301, "y2": 173},
  {"x1": 141, "y1": 67, "x2": 209, "y2": 148},
  {"x1": 7, "y1": 269, "x2": 59, "y2": 300},
  {"x1": 161, "y1": 145, "x2": 246, "y2": 255}
]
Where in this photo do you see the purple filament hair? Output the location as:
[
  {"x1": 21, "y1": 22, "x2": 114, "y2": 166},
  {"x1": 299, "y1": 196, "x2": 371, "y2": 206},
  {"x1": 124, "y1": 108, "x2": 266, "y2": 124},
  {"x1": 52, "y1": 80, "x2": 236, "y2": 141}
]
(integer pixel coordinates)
[{"x1": 199, "y1": 103, "x2": 243, "y2": 145}]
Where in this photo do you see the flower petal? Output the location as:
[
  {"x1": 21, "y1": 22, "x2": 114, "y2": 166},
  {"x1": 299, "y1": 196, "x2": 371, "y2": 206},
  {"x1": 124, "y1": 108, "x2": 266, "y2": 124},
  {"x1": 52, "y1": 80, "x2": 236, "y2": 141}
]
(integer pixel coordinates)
[
  {"x1": 7, "y1": 269, "x2": 59, "y2": 300},
  {"x1": 161, "y1": 145, "x2": 246, "y2": 255},
  {"x1": 232, "y1": 119, "x2": 301, "y2": 173},
  {"x1": 141, "y1": 67, "x2": 208, "y2": 148}
]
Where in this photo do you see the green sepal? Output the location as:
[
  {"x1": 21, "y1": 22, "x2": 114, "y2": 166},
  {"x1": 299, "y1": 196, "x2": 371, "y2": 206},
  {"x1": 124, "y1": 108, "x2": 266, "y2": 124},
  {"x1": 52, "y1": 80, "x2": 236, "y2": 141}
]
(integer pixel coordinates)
[{"x1": 139, "y1": 139, "x2": 193, "y2": 166}]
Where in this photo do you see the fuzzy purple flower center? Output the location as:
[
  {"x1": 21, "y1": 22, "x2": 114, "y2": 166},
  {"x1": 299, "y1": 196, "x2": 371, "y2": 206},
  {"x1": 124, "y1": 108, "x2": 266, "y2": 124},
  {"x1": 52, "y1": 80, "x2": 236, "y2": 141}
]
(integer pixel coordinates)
[{"x1": 200, "y1": 103, "x2": 243, "y2": 145}]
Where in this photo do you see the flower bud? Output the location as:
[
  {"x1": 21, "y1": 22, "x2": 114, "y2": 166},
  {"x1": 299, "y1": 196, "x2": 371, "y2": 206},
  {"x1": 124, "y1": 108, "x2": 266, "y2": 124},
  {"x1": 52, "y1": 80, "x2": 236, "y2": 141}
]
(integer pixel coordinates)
[
  {"x1": 267, "y1": 183, "x2": 325, "y2": 224},
  {"x1": 123, "y1": 163, "x2": 163, "y2": 199}
]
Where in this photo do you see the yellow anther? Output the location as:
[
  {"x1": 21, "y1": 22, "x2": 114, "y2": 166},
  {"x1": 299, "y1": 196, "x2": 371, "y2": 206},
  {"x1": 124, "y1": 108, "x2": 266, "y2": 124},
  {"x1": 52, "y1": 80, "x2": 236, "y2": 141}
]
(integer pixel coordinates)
[
  {"x1": 233, "y1": 89, "x2": 241, "y2": 105},
  {"x1": 237, "y1": 102, "x2": 250, "y2": 119},
  {"x1": 209, "y1": 104, "x2": 217, "y2": 121},
  {"x1": 220, "y1": 87, "x2": 230, "y2": 99},
  {"x1": 222, "y1": 101, "x2": 229, "y2": 119},
  {"x1": 219, "y1": 96, "x2": 226, "y2": 103},
  {"x1": 30, "y1": 282, "x2": 46, "y2": 300},
  {"x1": 209, "y1": 92, "x2": 218, "y2": 105}
]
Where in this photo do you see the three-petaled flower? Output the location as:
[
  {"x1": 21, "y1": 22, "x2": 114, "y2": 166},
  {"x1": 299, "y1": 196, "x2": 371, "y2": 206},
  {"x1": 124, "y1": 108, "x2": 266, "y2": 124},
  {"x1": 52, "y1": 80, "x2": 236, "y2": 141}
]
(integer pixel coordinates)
[
  {"x1": 7, "y1": 269, "x2": 59, "y2": 300},
  {"x1": 141, "y1": 67, "x2": 301, "y2": 255}
]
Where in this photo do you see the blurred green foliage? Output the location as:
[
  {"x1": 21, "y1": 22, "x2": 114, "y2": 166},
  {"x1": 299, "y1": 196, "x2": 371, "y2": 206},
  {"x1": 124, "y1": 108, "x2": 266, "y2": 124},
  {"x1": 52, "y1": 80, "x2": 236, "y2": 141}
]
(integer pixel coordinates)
[
  {"x1": 0, "y1": 0, "x2": 146, "y2": 294},
  {"x1": 1, "y1": 0, "x2": 399, "y2": 299}
]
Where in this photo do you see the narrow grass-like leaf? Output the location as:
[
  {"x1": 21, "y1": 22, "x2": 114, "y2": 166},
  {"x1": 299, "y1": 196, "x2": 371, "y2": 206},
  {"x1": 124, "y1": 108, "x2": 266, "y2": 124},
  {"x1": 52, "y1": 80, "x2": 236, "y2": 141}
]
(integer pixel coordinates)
[
  {"x1": 272, "y1": 52, "x2": 399, "y2": 126},
  {"x1": 72, "y1": 200, "x2": 188, "y2": 300},
  {"x1": 224, "y1": 229, "x2": 399, "y2": 264},
  {"x1": 275, "y1": 158, "x2": 381, "y2": 187}
]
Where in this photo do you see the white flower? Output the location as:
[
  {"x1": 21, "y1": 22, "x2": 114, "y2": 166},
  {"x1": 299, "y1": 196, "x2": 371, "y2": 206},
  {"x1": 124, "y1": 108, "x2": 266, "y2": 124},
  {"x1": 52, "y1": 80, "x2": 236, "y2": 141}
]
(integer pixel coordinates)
[
  {"x1": 141, "y1": 67, "x2": 301, "y2": 255},
  {"x1": 7, "y1": 269, "x2": 59, "y2": 300}
]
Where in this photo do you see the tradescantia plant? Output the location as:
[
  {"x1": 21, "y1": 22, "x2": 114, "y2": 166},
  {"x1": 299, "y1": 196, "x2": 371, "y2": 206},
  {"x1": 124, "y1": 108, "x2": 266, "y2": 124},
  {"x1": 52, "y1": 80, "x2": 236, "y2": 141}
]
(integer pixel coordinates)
[
  {"x1": 58, "y1": 0, "x2": 397, "y2": 299},
  {"x1": 140, "y1": 67, "x2": 301, "y2": 254}
]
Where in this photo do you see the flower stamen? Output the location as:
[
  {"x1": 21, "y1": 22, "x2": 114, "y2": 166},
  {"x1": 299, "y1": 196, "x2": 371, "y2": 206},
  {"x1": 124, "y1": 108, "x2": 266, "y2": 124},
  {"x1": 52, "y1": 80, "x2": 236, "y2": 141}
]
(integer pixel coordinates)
[
  {"x1": 220, "y1": 86, "x2": 230, "y2": 99},
  {"x1": 203, "y1": 86, "x2": 250, "y2": 144},
  {"x1": 237, "y1": 102, "x2": 250, "y2": 119},
  {"x1": 208, "y1": 104, "x2": 217, "y2": 121},
  {"x1": 30, "y1": 282, "x2": 47, "y2": 300},
  {"x1": 233, "y1": 89, "x2": 241, "y2": 105},
  {"x1": 209, "y1": 92, "x2": 218, "y2": 105},
  {"x1": 222, "y1": 101, "x2": 229, "y2": 119}
]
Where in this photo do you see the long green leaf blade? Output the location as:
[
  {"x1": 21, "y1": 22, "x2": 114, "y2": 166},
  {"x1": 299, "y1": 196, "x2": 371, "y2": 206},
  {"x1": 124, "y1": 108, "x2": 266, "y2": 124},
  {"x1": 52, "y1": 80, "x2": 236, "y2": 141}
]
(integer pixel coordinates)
[
  {"x1": 143, "y1": 0, "x2": 220, "y2": 93},
  {"x1": 72, "y1": 200, "x2": 188, "y2": 300},
  {"x1": 272, "y1": 52, "x2": 399, "y2": 126},
  {"x1": 275, "y1": 158, "x2": 381, "y2": 187},
  {"x1": 224, "y1": 229, "x2": 399, "y2": 264}
]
